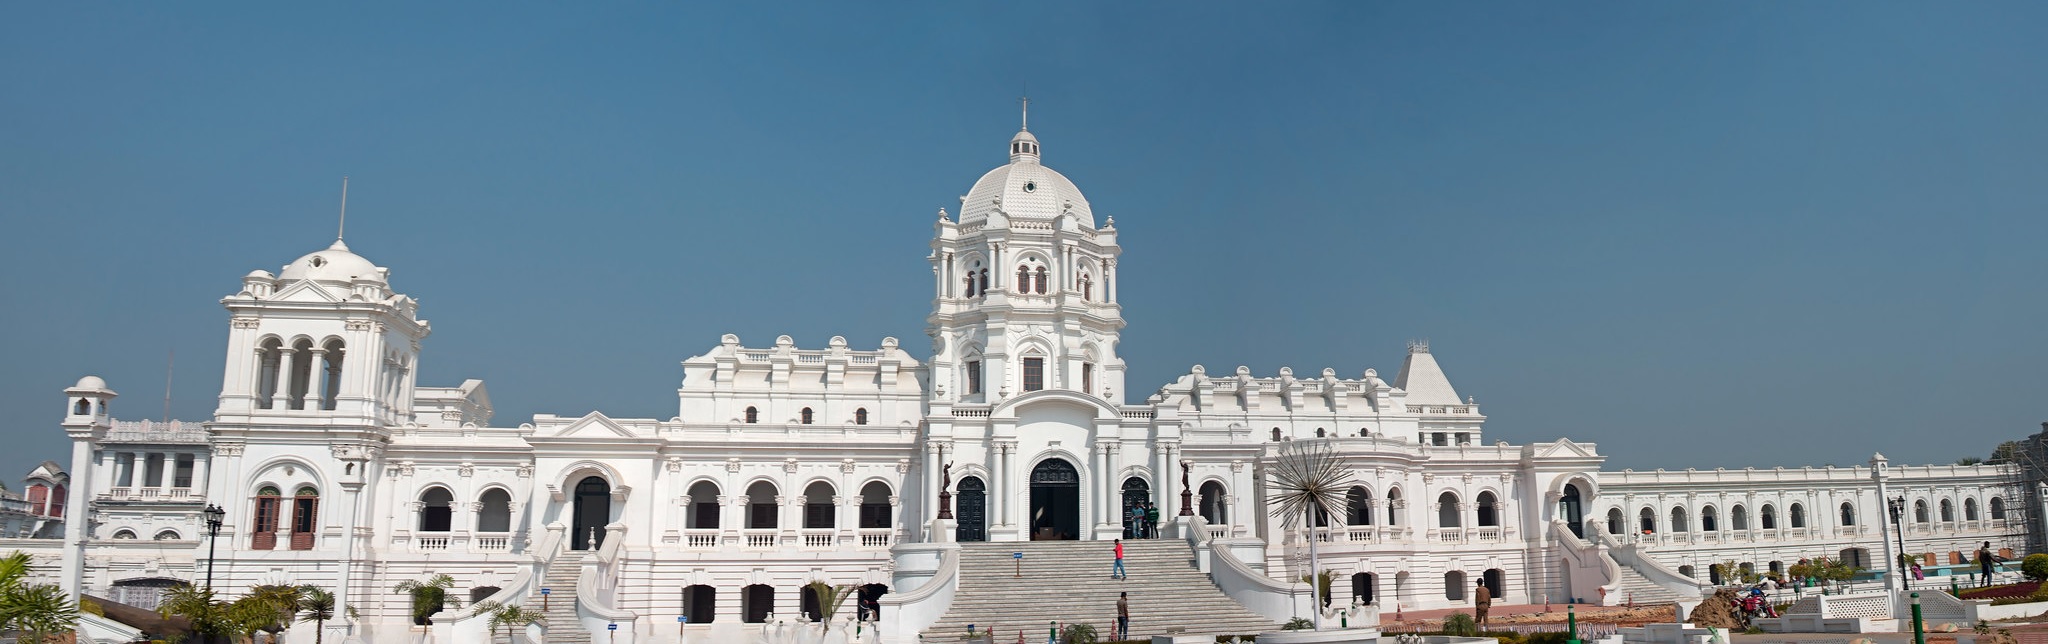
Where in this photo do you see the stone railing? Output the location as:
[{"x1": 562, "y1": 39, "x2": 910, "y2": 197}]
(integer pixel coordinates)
[
  {"x1": 103, "y1": 419, "x2": 209, "y2": 443},
  {"x1": 859, "y1": 528, "x2": 895, "y2": 549},
  {"x1": 474, "y1": 534, "x2": 510, "y2": 552},
  {"x1": 416, "y1": 535, "x2": 450, "y2": 551},
  {"x1": 743, "y1": 530, "x2": 778, "y2": 549},
  {"x1": 801, "y1": 529, "x2": 834, "y2": 550},
  {"x1": 684, "y1": 529, "x2": 719, "y2": 549}
]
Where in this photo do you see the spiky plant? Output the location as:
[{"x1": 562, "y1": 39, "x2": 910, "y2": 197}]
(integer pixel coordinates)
[
  {"x1": 298, "y1": 586, "x2": 335, "y2": 644},
  {"x1": 392, "y1": 574, "x2": 460, "y2": 626},
  {"x1": 804, "y1": 581, "x2": 854, "y2": 631},
  {"x1": 1266, "y1": 440, "x2": 1353, "y2": 630}
]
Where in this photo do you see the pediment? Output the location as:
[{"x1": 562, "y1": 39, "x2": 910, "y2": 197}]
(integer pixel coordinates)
[
  {"x1": 267, "y1": 279, "x2": 345, "y2": 304},
  {"x1": 550, "y1": 412, "x2": 637, "y2": 439},
  {"x1": 1534, "y1": 438, "x2": 1595, "y2": 459}
]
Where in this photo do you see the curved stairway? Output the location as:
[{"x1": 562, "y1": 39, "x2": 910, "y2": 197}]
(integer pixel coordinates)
[
  {"x1": 925, "y1": 540, "x2": 1278, "y2": 641},
  {"x1": 535, "y1": 552, "x2": 591, "y2": 644}
]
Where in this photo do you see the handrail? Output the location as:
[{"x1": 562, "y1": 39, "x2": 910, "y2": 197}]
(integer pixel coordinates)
[
  {"x1": 1552, "y1": 519, "x2": 1624, "y2": 604},
  {"x1": 877, "y1": 545, "x2": 960, "y2": 643},
  {"x1": 1596, "y1": 524, "x2": 1705, "y2": 600}
]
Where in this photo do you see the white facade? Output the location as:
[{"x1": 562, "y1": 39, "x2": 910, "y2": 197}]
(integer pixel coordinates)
[{"x1": 34, "y1": 121, "x2": 2032, "y2": 642}]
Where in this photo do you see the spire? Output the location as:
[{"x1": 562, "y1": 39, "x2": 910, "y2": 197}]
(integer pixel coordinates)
[
  {"x1": 1393, "y1": 341, "x2": 1463, "y2": 406},
  {"x1": 1020, "y1": 94, "x2": 1030, "y2": 131},
  {"x1": 336, "y1": 176, "x2": 350, "y2": 242},
  {"x1": 1008, "y1": 98, "x2": 1041, "y2": 163}
]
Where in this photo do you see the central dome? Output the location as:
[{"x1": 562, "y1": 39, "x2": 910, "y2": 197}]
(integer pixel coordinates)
[
  {"x1": 277, "y1": 240, "x2": 386, "y2": 284},
  {"x1": 956, "y1": 128, "x2": 1095, "y2": 229}
]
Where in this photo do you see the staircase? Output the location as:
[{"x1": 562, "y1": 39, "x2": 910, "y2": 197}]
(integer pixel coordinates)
[
  {"x1": 1612, "y1": 566, "x2": 1685, "y2": 606},
  {"x1": 535, "y1": 552, "x2": 591, "y2": 643},
  {"x1": 926, "y1": 540, "x2": 1278, "y2": 641}
]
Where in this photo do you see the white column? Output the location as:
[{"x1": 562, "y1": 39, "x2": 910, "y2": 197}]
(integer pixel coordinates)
[
  {"x1": 274, "y1": 349, "x2": 296, "y2": 409},
  {"x1": 301, "y1": 349, "x2": 326, "y2": 410},
  {"x1": 159, "y1": 453, "x2": 176, "y2": 496},
  {"x1": 249, "y1": 347, "x2": 267, "y2": 402},
  {"x1": 996, "y1": 444, "x2": 1011, "y2": 530},
  {"x1": 59, "y1": 438, "x2": 92, "y2": 601},
  {"x1": 191, "y1": 456, "x2": 209, "y2": 497},
  {"x1": 923, "y1": 443, "x2": 940, "y2": 538}
]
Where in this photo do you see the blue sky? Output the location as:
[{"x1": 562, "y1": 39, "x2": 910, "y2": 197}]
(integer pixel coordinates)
[{"x1": 2, "y1": 3, "x2": 2044, "y2": 484}]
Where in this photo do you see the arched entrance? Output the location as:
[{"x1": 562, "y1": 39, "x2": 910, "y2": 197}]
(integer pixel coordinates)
[
  {"x1": 1121, "y1": 477, "x2": 1152, "y2": 539},
  {"x1": 572, "y1": 476, "x2": 611, "y2": 550},
  {"x1": 1562, "y1": 484, "x2": 1585, "y2": 538},
  {"x1": 957, "y1": 477, "x2": 987, "y2": 542},
  {"x1": 1030, "y1": 458, "x2": 1080, "y2": 540},
  {"x1": 1351, "y1": 572, "x2": 1376, "y2": 605}
]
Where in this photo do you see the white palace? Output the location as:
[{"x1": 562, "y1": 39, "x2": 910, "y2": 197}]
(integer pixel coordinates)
[{"x1": 21, "y1": 118, "x2": 2033, "y2": 643}]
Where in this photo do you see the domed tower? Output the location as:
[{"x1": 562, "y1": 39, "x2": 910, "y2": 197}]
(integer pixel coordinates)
[
  {"x1": 927, "y1": 115, "x2": 1126, "y2": 404},
  {"x1": 215, "y1": 239, "x2": 430, "y2": 424}
]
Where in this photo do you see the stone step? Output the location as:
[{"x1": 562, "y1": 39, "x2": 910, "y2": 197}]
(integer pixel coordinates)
[{"x1": 928, "y1": 540, "x2": 1277, "y2": 639}]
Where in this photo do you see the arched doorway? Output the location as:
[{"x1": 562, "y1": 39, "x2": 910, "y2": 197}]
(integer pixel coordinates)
[
  {"x1": 1030, "y1": 458, "x2": 1080, "y2": 540},
  {"x1": 572, "y1": 476, "x2": 611, "y2": 550},
  {"x1": 1351, "y1": 572, "x2": 1376, "y2": 605},
  {"x1": 957, "y1": 477, "x2": 987, "y2": 542},
  {"x1": 1561, "y1": 484, "x2": 1585, "y2": 538},
  {"x1": 1121, "y1": 477, "x2": 1152, "y2": 539}
]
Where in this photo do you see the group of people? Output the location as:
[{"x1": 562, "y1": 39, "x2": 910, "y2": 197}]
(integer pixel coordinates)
[{"x1": 1126, "y1": 502, "x2": 1162, "y2": 539}]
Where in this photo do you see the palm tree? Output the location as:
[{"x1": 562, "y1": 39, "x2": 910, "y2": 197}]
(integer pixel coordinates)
[
  {"x1": 298, "y1": 587, "x2": 335, "y2": 644},
  {"x1": 245, "y1": 584, "x2": 305, "y2": 642},
  {"x1": 471, "y1": 600, "x2": 546, "y2": 644},
  {"x1": 804, "y1": 581, "x2": 854, "y2": 632},
  {"x1": 1265, "y1": 440, "x2": 1353, "y2": 631},
  {"x1": 0, "y1": 551, "x2": 30, "y2": 590},
  {"x1": 391, "y1": 574, "x2": 460, "y2": 627},
  {"x1": 227, "y1": 595, "x2": 280, "y2": 643},
  {"x1": 159, "y1": 584, "x2": 232, "y2": 642},
  {"x1": 2, "y1": 582, "x2": 79, "y2": 643}
]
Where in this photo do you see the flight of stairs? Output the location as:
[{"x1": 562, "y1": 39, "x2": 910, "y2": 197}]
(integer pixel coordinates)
[
  {"x1": 1612, "y1": 566, "x2": 1685, "y2": 606},
  {"x1": 925, "y1": 540, "x2": 1278, "y2": 642},
  {"x1": 536, "y1": 552, "x2": 591, "y2": 644}
]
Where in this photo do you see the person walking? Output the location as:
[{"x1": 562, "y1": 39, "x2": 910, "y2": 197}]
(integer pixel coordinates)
[
  {"x1": 1145, "y1": 504, "x2": 1160, "y2": 539},
  {"x1": 1977, "y1": 541, "x2": 1998, "y2": 586},
  {"x1": 1117, "y1": 591, "x2": 1131, "y2": 639},
  {"x1": 1474, "y1": 580, "x2": 1493, "y2": 627},
  {"x1": 1112, "y1": 539, "x2": 1127, "y2": 579}
]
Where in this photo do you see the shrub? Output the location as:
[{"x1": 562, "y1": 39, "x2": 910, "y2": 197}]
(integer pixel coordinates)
[
  {"x1": 1443, "y1": 612, "x2": 1479, "y2": 637},
  {"x1": 2022, "y1": 554, "x2": 2048, "y2": 582},
  {"x1": 1061, "y1": 622, "x2": 1099, "y2": 644},
  {"x1": 1282, "y1": 617, "x2": 1313, "y2": 630},
  {"x1": 79, "y1": 597, "x2": 105, "y2": 617},
  {"x1": 1526, "y1": 631, "x2": 1571, "y2": 644}
]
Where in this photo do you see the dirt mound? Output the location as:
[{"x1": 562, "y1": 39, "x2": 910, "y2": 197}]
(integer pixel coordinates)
[{"x1": 1689, "y1": 588, "x2": 1746, "y2": 629}]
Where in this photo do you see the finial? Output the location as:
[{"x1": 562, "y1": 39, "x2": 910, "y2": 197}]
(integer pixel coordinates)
[
  {"x1": 336, "y1": 176, "x2": 350, "y2": 241},
  {"x1": 1019, "y1": 94, "x2": 1030, "y2": 131}
]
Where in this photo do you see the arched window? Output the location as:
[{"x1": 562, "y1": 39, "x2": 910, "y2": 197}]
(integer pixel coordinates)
[
  {"x1": 1346, "y1": 487, "x2": 1372, "y2": 526},
  {"x1": 854, "y1": 408, "x2": 868, "y2": 425},
  {"x1": 687, "y1": 481, "x2": 721, "y2": 530},
  {"x1": 154, "y1": 529, "x2": 181, "y2": 541},
  {"x1": 290, "y1": 486, "x2": 320, "y2": 550},
  {"x1": 741, "y1": 584, "x2": 774, "y2": 623},
  {"x1": 1730, "y1": 505, "x2": 1748, "y2": 530},
  {"x1": 804, "y1": 482, "x2": 836, "y2": 529},
  {"x1": 978, "y1": 269, "x2": 989, "y2": 294},
  {"x1": 1914, "y1": 499, "x2": 1929, "y2": 523},
  {"x1": 287, "y1": 338, "x2": 314, "y2": 410},
  {"x1": 25, "y1": 485, "x2": 47, "y2": 516},
  {"x1": 1436, "y1": 492, "x2": 1460, "y2": 528},
  {"x1": 1638, "y1": 507, "x2": 1656, "y2": 533},
  {"x1": 860, "y1": 482, "x2": 893, "y2": 529},
  {"x1": 73, "y1": 399, "x2": 89, "y2": 415},
  {"x1": 1991, "y1": 497, "x2": 2007, "y2": 520},
  {"x1": 1838, "y1": 502, "x2": 1855, "y2": 526},
  {"x1": 1701, "y1": 506, "x2": 1718, "y2": 531},
  {"x1": 1788, "y1": 503, "x2": 1806, "y2": 528},
  {"x1": 478, "y1": 488, "x2": 513, "y2": 533},
  {"x1": 1606, "y1": 508, "x2": 1624, "y2": 534},
  {"x1": 1384, "y1": 489, "x2": 1402, "y2": 526},
  {"x1": 1940, "y1": 499, "x2": 1954, "y2": 522},
  {"x1": 419, "y1": 487, "x2": 454, "y2": 532},
  {"x1": 746, "y1": 481, "x2": 779, "y2": 529},
  {"x1": 1200, "y1": 482, "x2": 1228, "y2": 525},
  {"x1": 257, "y1": 337, "x2": 284, "y2": 409},
  {"x1": 1475, "y1": 491, "x2": 1498, "y2": 527},
  {"x1": 1271, "y1": 428, "x2": 1283, "y2": 442},
  {"x1": 744, "y1": 407, "x2": 759, "y2": 424},
  {"x1": 1315, "y1": 428, "x2": 1326, "y2": 438},
  {"x1": 1669, "y1": 506, "x2": 1688, "y2": 532},
  {"x1": 1033, "y1": 266, "x2": 1048, "y2": 294},
  {"x1": 1017, "y1": 266, "x2": 1031, "y2": 290},
  {"x1": 1760, "y1": 504, "x2": 1778, "y2": 529},
  {"x1": 112, "y1": 529, "x2": 137, "y2": 540},
  {"x1": 800, "y1": 407, "x2": 814, "y2": 425},
  {"x1": 252, "y1": 485, "x2": 282, "y2": 550},
  {"x1": 684, "y1": 585, "x2": 716, "y2": 624},
  {"x1": 1966, "y1": 498, "x2": 1981, "y2": 521},
  {"x1": 1444, "y1": 571, "x2": 1466, "y2": 601},
  {"x1": 1080, "y1": 275, "x2": 1092, "y2": 301},
  {"x1": 319, "y1": 338, "x2": 345, "y2": 410},
  {"x1": 964, "y1": 274, "x2": 977, "y2": 297}
]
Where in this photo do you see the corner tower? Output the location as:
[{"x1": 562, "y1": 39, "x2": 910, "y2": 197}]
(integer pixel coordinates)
[{"x1": 927, "y1": 118, "x2": 1126, "y2": 405}]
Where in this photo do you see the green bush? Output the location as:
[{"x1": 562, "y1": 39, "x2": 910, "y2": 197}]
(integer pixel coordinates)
[
  {"x1": 1060, "y1": 622, "x2": 1099, "y2": 644},
  {"x1": 1282, "y1": 617, "x2": 1313, "y2": 630},
  {"x1": 2022, "y1": 554, "x2": 2048, "y2": 582},
  {"x1": 1526, "y1": 631, "x2": 1571, "y2": 644},
  {"x1": 1442, "y1": 612, "x2": 1479, "y2": 637}
]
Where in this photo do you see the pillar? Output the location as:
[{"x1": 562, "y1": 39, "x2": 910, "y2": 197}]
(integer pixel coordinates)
[{"x1": 59, "y1": 438, "x2": 92, "y2": 601}]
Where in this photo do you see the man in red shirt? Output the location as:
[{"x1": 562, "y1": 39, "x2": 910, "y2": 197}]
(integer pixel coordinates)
[{"x1": 1112, "y1": 539, "x2": 1126, "y2": 579}]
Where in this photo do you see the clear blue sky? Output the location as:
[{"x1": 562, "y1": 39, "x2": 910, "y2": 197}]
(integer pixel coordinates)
[{"x1": 3, "y1": 3, "x2": 2044, "y2": 484}]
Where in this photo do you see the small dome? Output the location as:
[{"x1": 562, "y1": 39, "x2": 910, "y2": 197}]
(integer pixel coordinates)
[
  {"x1": 245, "y1": 269, "x2": 275, "y2": 280},
  {"x1": 958, "y1": 128, "x2": 1094, "y2": 228},
  {"x1": 278, "y1": 240, "x2": 385, "y2": 284},
  {"x1": 74, "y1": 375, "x2": 107, "y2": 390}
]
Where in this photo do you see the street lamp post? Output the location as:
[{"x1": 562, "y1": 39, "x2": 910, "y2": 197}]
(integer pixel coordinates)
[
  {"x1": 1888, "y1": 496, "x2": 1911, "y2": 590},
  {"x1": 202, "y1": 504, "x2": 226, "y2": 591}
]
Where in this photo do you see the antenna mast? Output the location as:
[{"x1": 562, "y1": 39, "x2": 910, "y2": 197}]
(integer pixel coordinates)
[
  {"x1": 162, "y1": 350, "x2": 174, "y2": 423},
  {"x1": 336, "y1": 176, "x2": 350, "y2": 241}
]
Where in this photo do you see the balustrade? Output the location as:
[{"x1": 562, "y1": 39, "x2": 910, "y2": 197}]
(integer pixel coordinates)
[
  {"x1": 1431, "y1": 527, "x2": 1466, "y2": 543},
  {"x1": 801, "y1": 530, "x2": 835, "y2": 550},
  {"x1": 474, "y1": 535, "x2": 510, "y2": 552},
  {"x1": 858, "y1": 528, "x2": 894, "y2": 549},
  {"x1": 684, "y1": 529, "x2": 720, "y2": 550},
  {"x1": 743, "y1": 530, "x2": 778, "y2": 549},
  {"x1": 416, "y1": 536, "x2": 450, "y2": 551},
  {"x1": 1474, "y1": 527, "x2": 1504, "y2": 543}
]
